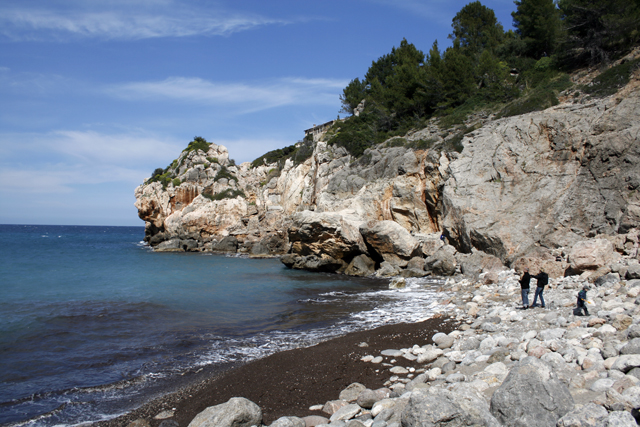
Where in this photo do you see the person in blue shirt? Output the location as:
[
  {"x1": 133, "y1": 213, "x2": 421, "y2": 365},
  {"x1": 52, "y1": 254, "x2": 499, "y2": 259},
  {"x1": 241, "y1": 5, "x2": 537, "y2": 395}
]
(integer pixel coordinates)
[
  {"x1": 530, "y1": 270, "x2": 549, "y2": 308},
  {"x1": 576, "y1": 285, "x2": 589, "y2": 316}
]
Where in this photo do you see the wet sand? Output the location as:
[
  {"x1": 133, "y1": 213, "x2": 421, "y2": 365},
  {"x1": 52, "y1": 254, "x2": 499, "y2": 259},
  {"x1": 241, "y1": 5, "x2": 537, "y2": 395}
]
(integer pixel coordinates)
[{"x1": 93, "y1": 316, "x2": 456, "y2": 426}]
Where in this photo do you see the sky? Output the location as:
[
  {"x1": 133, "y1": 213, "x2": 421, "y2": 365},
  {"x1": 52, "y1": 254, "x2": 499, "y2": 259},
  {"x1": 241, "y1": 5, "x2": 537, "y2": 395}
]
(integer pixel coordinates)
[{"x1": 0, "y1": 0, "x2": 516, "y2": 226}]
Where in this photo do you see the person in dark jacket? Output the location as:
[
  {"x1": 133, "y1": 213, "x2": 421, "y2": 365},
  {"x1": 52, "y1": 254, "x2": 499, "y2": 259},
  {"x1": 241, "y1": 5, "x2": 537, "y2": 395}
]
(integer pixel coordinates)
[
  {"x1": 519, "y1": 267, "x2": 531, "y2": 309},
  {"x1": 576, "y1": 285, "x2": 589, "y2": 316},
  {"x1": 530, "y1": 270, "x2": 548, "y2": 308}
]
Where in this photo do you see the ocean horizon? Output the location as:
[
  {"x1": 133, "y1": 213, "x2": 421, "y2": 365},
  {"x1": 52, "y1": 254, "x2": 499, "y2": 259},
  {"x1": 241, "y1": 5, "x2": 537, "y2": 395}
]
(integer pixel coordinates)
[{"x1": 0, "y1": 224, "x2": 447, "y2": 426}]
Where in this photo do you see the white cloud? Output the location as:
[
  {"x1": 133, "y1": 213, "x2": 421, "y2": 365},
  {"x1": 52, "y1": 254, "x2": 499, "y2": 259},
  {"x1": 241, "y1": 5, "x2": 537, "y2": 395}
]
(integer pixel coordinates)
[
  {"x1": 44, "y1": 130, "x2": 181, "y2": 166},
  {"x1": 0, "y1": 129, "x2": 183, "y2": 194},
  {"x1": 108, "y1": 76, "x2": 348, "y2": 113},
  {"x1": 0, "y1": 2, "x2": 287, "y2": 41}
]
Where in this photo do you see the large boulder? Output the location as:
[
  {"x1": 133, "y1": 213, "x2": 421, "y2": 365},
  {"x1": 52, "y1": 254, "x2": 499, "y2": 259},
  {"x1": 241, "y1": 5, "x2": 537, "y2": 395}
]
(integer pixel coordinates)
[
  {"x1": 208, "y1": 236, "x2": 238, "y2": 253},
  {"x1": 188, "y1": 397, "x2": 262, "y2": 427},
  {"x1": 460, "y1": 249, "x2": 505, "y2": 279},
  {"x1": 281, "y1": 254, "x2": 347, "y2": 273},
  {"x1": 490, "y1": 357, "x2": 574, "y2": 427},
  {"x1": 359, "y1": 220, "x2": 420, "y2": 264},
  {"x1": 424, "y1": 245, "x2": 457, "y2": 276},
  {"x1": 344, "y1": 254, "x2": 376, "y2": 277},
  {"x1": 569, "y1": 239, "x2": 617, "y2": 273},
  {"x1": 288, "y1": 211, "x2": 367, "y2": 261},
  {"x1": 402, "y1": 386, "x2": 500, "y2": 427}
]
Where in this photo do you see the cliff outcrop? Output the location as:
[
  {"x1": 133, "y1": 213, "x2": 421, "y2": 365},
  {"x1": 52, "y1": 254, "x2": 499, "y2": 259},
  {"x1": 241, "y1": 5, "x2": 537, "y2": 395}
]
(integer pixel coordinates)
[{"x1": 135, "y1": 64, "x2": 640, "y2": 280}]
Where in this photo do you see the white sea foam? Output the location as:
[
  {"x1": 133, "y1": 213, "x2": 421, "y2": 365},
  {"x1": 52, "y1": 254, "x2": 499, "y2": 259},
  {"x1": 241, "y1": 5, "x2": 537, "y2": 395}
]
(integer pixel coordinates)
[{"x1": 197, "y1": 276, "x2": 449, "y2": 367}]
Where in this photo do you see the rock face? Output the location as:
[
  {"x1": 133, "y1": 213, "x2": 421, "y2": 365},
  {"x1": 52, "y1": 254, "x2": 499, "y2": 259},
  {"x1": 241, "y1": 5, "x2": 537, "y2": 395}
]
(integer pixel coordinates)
[{"x1": 135, "y1": 62, "x2": 640, "y2": 277}]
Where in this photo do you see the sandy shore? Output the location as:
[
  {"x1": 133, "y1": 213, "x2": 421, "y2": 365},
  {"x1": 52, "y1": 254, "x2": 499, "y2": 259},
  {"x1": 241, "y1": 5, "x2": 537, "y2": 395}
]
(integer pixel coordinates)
[{"x1": 92, "y1": 316, "x2": 456, "y2": 427}]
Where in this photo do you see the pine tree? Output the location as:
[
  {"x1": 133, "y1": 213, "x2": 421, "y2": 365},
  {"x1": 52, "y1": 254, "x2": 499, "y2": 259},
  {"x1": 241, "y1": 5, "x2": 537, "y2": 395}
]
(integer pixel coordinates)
[
  {"x1": 512, "y1": 0, "x2": 562, "y2": 58},
  {"x1": 449, "y1": 1, "x2": 505, "y2": 57},
  {"x1": 558, "y1": 0, "x2": 640, "y2": 65},
  {"x1": 340, "y1": 78, "x2": 366, "y2": 115},
  {"x1": 440, "y1": 41, "x2": 478, "y2": 109}
]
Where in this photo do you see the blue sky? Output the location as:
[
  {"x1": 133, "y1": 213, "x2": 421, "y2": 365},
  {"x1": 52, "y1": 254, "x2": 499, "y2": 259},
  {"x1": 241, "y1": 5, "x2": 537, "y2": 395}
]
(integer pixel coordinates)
[{"x1": 0, "y1": 0, "x2": 515, "y2": 226}]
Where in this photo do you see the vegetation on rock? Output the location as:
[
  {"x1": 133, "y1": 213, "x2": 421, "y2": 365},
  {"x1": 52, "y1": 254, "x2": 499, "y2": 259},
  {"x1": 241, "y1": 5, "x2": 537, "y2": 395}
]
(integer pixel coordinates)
[
  {"x1": 250, "y1": 137, "x2": 314, "y2": 169},
  {"x1": 325, "y1": 0, "x2": 639, "y2": 157},
  {"x1": 202, "y1": 188, "x2": 246, "y2": 201}
]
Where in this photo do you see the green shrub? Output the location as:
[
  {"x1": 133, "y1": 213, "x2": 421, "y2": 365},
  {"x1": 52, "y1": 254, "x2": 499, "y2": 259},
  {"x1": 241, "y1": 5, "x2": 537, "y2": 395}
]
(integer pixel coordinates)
[
  {"x1": 251, "y1": 139, "x2": 314, "y2": 169},
  {"x1": 150, "y1": 168, "x2": 164, "y2": 181},
  {"x1": 498, "y1": 74, "x2": 572, "y2": 118},
  {"x1": 251, "y1": 144, "x2": 297, "y2": 168},
  {"x1": 214, "y1": 166, "x2": 236, "y2": 182},
  {"x1": 386, "y1": 137, "x2": 406, "y2": 147},
  {"x1": 407, "y1": 138, "x2": 437, "y2": 150},
  {"x1": 203, "y1": 189, "x2": 246, "y2": 201},
  {"x1": 183, "y1": 136, "x2": 211, "y2": 154},
  {"x1": 207, "y1": 157, "x2": 219, "y2": 164},
  {"x1": 147, "y1": 167, "x2": 173, "y2": 188},
  {"x1": 444, "y1": 133, "x2": 465, "y2": 153},
  {"x1": 581, "y1": 58, "x2": 640, "y2": 97},
  {"x1": 172, "y1": 178, "x2": 181, "y2": 187}
]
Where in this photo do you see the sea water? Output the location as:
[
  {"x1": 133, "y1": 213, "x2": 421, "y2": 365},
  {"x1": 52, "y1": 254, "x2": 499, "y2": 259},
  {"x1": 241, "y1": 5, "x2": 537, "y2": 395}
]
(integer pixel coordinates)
[{"x1": 0, "y1": 225, "x2": 447, "y2": 426}]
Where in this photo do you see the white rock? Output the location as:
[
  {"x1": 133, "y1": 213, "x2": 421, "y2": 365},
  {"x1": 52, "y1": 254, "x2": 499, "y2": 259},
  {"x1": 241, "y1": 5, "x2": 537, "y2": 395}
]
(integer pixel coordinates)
[
  {"x1": 612, "y1": 355, "x2": 640, "y2": 373},
  {"x1": 371, "y1": 399, "x2": 397, "y2": 417},
  {"x1": 468, "y1": 379, "x2": 490, "y2": 392},
  {"x1": 329, "y1": 404, "x2": 361, "y2": 423},
  {"x1": 537, "y1": 328, "x2": 566, "y2": 341},
  {"x1": 417, "y1": 349, "x2": 443, "y2": 364},
  {"x1": 603, "y1": 411, "x2": 637, "y2": 427},
  {"x1": 590, "y1": 378, "x2": 615, "y2": 392},
  {"x1": 484, "y1": 362, "x2": 508, "y2": 379},
  {"x1": 446, "y1": 351, "x2": 465, "y2": 363},
  {"x1": 600, "y1": 324, "x2": 617, "y2": 334},
  {"x1": 426, "y1": 367, "x2": 442, "y2": 381}
]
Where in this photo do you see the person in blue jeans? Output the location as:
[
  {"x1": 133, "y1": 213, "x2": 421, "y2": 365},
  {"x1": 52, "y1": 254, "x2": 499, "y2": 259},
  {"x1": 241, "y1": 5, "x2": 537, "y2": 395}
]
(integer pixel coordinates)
[
  {"x1": 519, "y1": 267, "x2": 531, "y2": 308},
  {"x1": 530, "y1": 270, "x2": 549, "y2": 308}
]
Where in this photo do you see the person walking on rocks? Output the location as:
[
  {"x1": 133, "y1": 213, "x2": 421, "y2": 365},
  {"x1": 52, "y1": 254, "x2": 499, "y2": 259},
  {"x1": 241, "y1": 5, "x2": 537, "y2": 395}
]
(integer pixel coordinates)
[
  {"x1": 530, "y1": 270, "x2": 548, "y2": 308},
  {"x1": 576, "y1": 285, "x2": 589, "y2": 316},
  {"x1": 519, "y1": 267, "x2": 531, "y2": 309}
]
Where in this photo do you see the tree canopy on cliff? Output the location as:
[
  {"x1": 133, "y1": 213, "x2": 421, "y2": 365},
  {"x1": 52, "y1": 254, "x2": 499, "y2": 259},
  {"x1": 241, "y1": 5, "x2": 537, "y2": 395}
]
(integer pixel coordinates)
[{"x1": 331, "y1": 0, "x2": 639, "y2": 157}]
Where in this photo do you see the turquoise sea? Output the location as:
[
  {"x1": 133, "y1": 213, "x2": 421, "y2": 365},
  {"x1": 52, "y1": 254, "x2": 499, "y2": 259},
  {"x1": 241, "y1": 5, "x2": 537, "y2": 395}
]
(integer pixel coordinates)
[{"x1": 0, "y1": 224, "x2": 445, "y2": 426}]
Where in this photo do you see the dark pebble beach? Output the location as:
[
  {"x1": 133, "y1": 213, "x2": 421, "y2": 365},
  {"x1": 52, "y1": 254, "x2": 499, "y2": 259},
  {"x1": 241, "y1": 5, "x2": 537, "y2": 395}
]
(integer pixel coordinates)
[{"x1": 93, "y1": 316, "x2": 456, "y2": 427}]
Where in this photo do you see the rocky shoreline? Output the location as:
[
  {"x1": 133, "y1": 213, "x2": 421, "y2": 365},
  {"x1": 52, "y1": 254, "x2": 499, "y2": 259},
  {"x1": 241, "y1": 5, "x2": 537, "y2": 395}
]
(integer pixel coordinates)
[
  {"x1": 109, "y1": 242, "x2": 640, "y2": 427},
  {"x1": 124, "y1": 53, "x2": 640, "y2": 427}
]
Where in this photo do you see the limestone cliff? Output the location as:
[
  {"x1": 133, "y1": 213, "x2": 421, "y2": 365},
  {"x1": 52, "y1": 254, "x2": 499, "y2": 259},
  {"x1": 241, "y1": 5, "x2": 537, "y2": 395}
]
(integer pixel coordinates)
[{"x1": 135, "y1": 60, "x2": 640, "y2": 279}]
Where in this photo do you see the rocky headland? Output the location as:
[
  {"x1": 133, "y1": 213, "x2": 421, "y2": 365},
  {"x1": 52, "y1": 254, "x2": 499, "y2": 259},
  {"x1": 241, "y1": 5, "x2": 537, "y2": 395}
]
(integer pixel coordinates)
[{"x1": 135, "y1": 51, "x2": 640, "y2": 283}]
